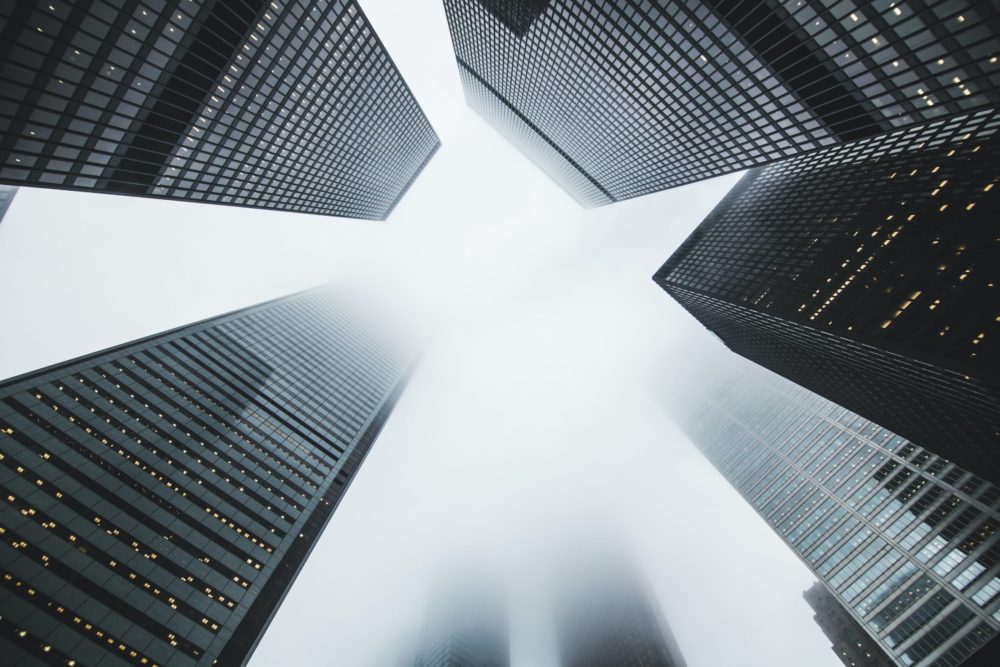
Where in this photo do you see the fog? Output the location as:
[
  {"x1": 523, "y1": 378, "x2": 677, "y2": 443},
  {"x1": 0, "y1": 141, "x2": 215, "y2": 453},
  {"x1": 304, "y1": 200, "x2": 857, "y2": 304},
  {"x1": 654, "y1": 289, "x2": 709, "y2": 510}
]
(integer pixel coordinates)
[{"x1": 0, "y1": 1, "x2": 841, "y2": 665}]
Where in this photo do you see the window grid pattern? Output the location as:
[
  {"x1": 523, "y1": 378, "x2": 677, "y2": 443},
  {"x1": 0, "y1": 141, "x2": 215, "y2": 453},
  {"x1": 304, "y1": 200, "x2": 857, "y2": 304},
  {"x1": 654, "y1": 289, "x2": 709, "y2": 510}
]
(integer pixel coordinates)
[
  {"x1": 457, "y1": 65, "x2": 613, "y2": 207},
  {"x1": 676, "y1": 366, "x2": 1000, "y2": 666},
  {"x1": 0, "y1": 290, "x2": 408, "y2": 667},
  {"x1": 655, "y1": 107, "x2": 1000, "y2": 485},
  {"x1": 0, "y1": 0, "x2": 439, "y2": 219},
  {"x1": 803, "y1": 581, "x2": 895, "y2": 666},
  {"x1": 442, "y1": 0, "x2": 1000, "y2": 204}
]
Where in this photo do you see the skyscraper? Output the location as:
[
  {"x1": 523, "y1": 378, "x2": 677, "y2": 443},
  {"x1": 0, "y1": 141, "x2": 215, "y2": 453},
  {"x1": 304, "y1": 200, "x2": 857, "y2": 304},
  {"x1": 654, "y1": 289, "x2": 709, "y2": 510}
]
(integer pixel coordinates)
[
  {"x1": 655, "y1": 106, "x2": 1000, "y2": 485},
  {"x1": 411, "y1": 576, "x2": 509, "y2": 667},
  {"x1": 442, "y1": 0, "x2": 1000, "y2": 205},
  {"x1": 551, "y1": 546, "x2": 687, "y2": 667},
  {"x1": 672, "y1": 361, "x2": 1000, "y2": 667},
  {"x1": 0, "y1": 1, "x2": 439, "y2": 219},
  {"x1": 0, "y1": 289, "x2": 410, "y2": 667},
  {"x1": 804, "y1": 581, "x2": 896, "y2": 667}
]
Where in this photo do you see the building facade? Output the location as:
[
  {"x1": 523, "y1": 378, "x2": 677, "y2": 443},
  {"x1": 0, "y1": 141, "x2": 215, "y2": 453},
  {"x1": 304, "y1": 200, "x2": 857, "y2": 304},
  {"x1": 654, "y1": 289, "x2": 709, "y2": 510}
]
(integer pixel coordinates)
[
  {"x1": 443, "y1": 0, "x2": 1000, "y2": 205},
  {"x1": 655, "y1": 107, "x2": 1000, "y2": 484},
  {"x1": 551, "y1": 549, "x2": 687, "y2": 667},
  {"x1": 0, "y1": 289, "x2": 409, "y2": 667},
  {"x1": 804, "y1": 580, "x2": 896, "y2": 666},
  {"x1": 411, "y1": 578, "x2": 509, "y2": 667},
  {"x1": 673, "y1": 363, "x2": 1000, "y2": 666},
  {"x1": 0, "y1": 184, "x2": 16, "y2": 222},
  {"x1": 411, "y1": 622, "x2": 509, "y2": 667},
  {"x1": 0, "y1": 1, "x2": 439, "y2": 219}
]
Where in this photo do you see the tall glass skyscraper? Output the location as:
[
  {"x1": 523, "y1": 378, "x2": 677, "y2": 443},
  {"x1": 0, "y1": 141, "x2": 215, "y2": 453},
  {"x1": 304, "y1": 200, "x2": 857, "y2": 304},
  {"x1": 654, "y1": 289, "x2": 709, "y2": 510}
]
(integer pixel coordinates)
[
  {"x1": 0, "y1": 1, "x2": 439, "y2": 219},
  {"x1": 804, "y1": 580, "x2": 896, "y2": 666},
  {"x1": 442, "y1": 0, "x2": 1000, "y2": 205},
  {"x1": 655, "y1": 107, "x2": 1000, "y2": 485},
  {"x1": 672, "y1": 361, "x2": 1000, "y2": 667},
  {"x1": 0, "y1": 289, "x2": 409, "y2": 667}
]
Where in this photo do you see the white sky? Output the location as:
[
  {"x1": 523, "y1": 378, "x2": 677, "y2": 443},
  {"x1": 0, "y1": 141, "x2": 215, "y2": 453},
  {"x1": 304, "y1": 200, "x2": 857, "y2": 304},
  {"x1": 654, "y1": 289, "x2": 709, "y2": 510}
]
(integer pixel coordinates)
[{"x1": 0, "y1": 1, "x2": 841, "y2": 665}]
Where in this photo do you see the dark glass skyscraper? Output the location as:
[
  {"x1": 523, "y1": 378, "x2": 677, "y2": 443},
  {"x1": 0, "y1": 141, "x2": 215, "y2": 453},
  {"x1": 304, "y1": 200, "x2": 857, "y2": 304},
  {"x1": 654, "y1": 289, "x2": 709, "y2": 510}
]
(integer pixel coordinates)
[
  {"x1": 551, "y1": 549, "x2": 686, "y2": 667},
  {"x1": 0, "y1": 289, "x2": 409, "y2": 667},
  {"x1": 804, "y1": 581, "x2": 896, "y2": 666},
  {"x1": 655, "y1": 107, "x2": 1000, "y2": 484},
  {"x1": 443, "y1": 0, "x2": 1000, "y2": 205},
  {"x1": 672, "y1": 361, "x2": 1000, "y2": 667},
  {"x1": 0, "y1": 1, "x2": 439, "y2": 219}
]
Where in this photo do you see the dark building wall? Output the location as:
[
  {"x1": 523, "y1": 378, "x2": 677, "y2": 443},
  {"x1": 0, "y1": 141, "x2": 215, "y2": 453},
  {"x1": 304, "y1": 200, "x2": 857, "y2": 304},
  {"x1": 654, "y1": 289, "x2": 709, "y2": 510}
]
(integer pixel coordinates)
[
  {"x1": 804, "y1": 581, "x2": 896, "y2": 666},
  {"x1": 443, "y1": 0, "x2": 1000, "y2": 205},
  {"x1": 0, "y1": 289, "x2": 408, "y2": 667},
  {"x1": 0, "y1": 1, "x2": 439, "y2": 219},
  {"x1": 655, "y1": 107, "x2": 1000, "y2": 484},
  {"x1": 456, "y1": 64, "x2": 613, "y2": 208}
]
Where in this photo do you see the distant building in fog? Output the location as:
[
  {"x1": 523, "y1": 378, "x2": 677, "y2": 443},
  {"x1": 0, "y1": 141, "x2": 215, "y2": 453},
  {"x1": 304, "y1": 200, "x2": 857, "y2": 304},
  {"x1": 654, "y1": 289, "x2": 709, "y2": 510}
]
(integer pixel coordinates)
[
  {"x1": 655, "y1": 108, "x2": 1000, "y2": 485},
  {"x1": 411, "y1": 576, "x2": 509, "y2": 667},
  {"x1": 804, "y1": 581, "x2": 895, "y2": 666},
  {"x1": 551, "y1": 546, "x2": 686, "y2": 667},
  {"x1": 672, "y1": 361, "x2": 1000, "y2": 666}
]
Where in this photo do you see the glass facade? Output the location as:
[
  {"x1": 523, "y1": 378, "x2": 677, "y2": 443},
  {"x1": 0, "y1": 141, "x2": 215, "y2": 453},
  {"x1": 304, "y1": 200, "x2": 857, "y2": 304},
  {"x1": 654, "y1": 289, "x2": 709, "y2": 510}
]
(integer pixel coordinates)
[
  {"x1": 0, "y1": 184, "x2": 16, "y2": 222},
  {"x1": 442, "y1": 0, "x2": 1000, "y2": 205},
  {"x1": 674, "y1": 365, "x2": 1000, "y2": 666},
  {"x1": 411, "y1": 620, "x2": 509, "y2": 667},
  {"x1": 0, "y1": 289, "x2": 409, "y2": 667},
  {"x1": 0, "y1": 1, "x2": 439, "y2": 219},
  {"x1": 804, "y1": 580, "x2": 896, "y2": 666},
  {"x1": 655, "y1": 107, "x2": 1000, "y2": 485}
]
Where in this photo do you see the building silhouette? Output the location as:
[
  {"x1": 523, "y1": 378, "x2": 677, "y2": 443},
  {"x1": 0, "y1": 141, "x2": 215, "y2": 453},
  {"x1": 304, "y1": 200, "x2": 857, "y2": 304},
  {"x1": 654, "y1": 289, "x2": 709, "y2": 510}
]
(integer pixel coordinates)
[
  {"x1": 0, "y1": 185, "x2": 16, "y2": 222},
  {"x1": 411, "y1": 576, "x2": 509, "y2": 667},
  {"x1": 551, "y1": 544, "x2": 686, "y2": 667},
  {"x1": 443, "y1": 0, "x2": 1000, "y2": 205},
  {"x1": 0, "y1": 289, "x2": 409, "y2": 666},
  {"x1": 671, "y1": 361, "x2": 1000, "y2": 667},
  {"x1": 804, "y1": 581, "x2": 895, "y2": 666},
  {"x1": 655, "y1": 107, "x2": 1000, "y2": 485},
  {"x1": 0, "y1": 1, "x2": 439, "y2": 219}
]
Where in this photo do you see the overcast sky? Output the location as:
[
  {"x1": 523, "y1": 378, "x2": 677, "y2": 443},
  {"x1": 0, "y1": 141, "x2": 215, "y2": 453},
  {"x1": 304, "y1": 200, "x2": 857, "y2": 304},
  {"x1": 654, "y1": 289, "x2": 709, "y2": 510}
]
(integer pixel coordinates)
[{"x1": 0, "y1": 1, "x2": 841, "y2": 665}]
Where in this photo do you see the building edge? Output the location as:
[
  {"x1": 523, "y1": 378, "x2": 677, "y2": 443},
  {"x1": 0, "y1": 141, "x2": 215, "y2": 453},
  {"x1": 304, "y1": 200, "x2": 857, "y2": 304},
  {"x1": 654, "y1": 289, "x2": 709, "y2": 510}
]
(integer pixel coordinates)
[{"x1": 217, "y1": 364, "x2": 415, "y2": 665}]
